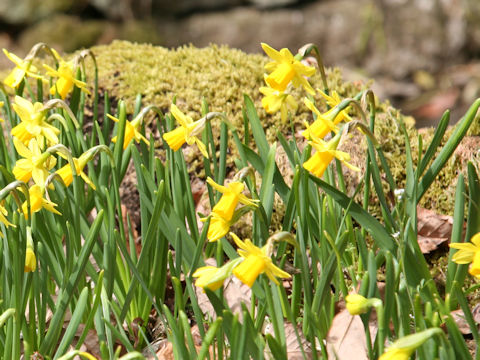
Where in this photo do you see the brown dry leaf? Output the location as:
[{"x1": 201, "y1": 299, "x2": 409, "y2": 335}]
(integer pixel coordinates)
[
  {"x1": 264, "y1": 322, "x2": 312, "y2": 360},
  {"x1": 472, "y1": 304, "x2": 480, "y2": 324},
  {"x1": 417, "y1": 206, "x2": 454, "y2": 254},
  {"x1": 223, "y1": 276, "x2": 252, "y2": 322},
  {"x1": 451, "y1": 309, "x2": 473, "y2": 335},
  {"x1": 152, "y1": 339, "x2": 174, "y2": 360},
  {"x1": 326, "y1": 308, "x2": 377, "y2": 360}
]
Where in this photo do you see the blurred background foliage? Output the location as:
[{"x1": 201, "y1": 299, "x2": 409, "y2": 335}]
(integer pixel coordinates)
[{"x1": 2, "y1": 0, "x2": 480, "y2": 126}]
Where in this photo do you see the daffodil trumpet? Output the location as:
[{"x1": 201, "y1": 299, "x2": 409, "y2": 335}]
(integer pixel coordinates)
[
  {"x1": 43, "y1": 48, "x2": 91, "y2": 99},
  {"x1": 230, "y1": 232, "x2": 291, "y2": 288},
  {"x1": 379, "y1": 328, "x2": 443, "y2": 360},
  {"x1": 11, "y1": 96, "x2": 60, "y2": 148},
  {"x1": 2, "y1": 49, "x2": 46, "y2": 89},
  {"x1": 192, "y1": 258, "x2": 243, "y2": 291},
  {"x1": 261, "y1": 43, "x2": 316, "y2": 94},
  {"x1": 24, "y1": 226, "x2": 36, "y2": 272},
  {"x1": 303, "y1": 126, "x2": 360, "y2": 178}
]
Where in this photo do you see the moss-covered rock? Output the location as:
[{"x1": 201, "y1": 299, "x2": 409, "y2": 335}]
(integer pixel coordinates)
[{"x1": 76, "y1": 40, "x2": 478, "y2": 218}]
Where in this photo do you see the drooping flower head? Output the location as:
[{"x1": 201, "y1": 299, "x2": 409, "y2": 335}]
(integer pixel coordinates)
[
  {"x1": 3, "y1": 49, "x2": 45, "y2": 89},
  {"x1": 43, "y1": 49, "x2": 90, "y2": 99},
  {"x1": 303, "y1": 130, "x2": 359, "y2": 178},
  {"x1": 345, "y1": 293, "x2": 382, "y2": 316},
  {"x1": 201, "y1": 212, "x2": 232, "y2": 242},
  {"x1": 13, "y1": 138, "x2": 57, "y2": 185},
  {"x1": 449, "y1": 232, "x2": 480, "y2": 278},
  {"x1": 108, "y1": 113, "x2": 150, "y2": 150},
  {"x1": 0, "y1": 203, "x2": 15, "y2": 230},
  {"x1": 207, "y1": 177, "x2": 258, "y2": 221},
  {"x1": 55, "y1": 151, "x2": 96, "y2": 190},
  {"x1": 192, "y1": 258, "x2": 243, "y2": 292},
  {"x1": 11, "y1": 96, "x2": 60, "y2": 147},
  {"x1": 260, "y1": 85, "x2": 298, "y2": 123},
  {"x1": 163, "y1": 104, "x2": 208, "y2": 158},
  {"x1": 379, "y1": 328, "x2": 442, "y2": 360},
  {"x1": 21, "y1": 184, "x2": 61, "y2": 219},
  {"x1": 301, "y1": 98, "x2": 339, "y2": 140},
  {"x1": 24, "y1": 247, "x2": 36, "y2": 273},
  {"x1": 261, "y1": 43, "x2": 316, "y2": 95},
  {"x1": 231, "y1": 233, "x2": 290, "y2": 288}
]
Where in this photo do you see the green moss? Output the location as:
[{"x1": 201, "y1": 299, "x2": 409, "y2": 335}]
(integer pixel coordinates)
[{"x1": 78, "y1": 41, "x2": 479, "y2": 218}]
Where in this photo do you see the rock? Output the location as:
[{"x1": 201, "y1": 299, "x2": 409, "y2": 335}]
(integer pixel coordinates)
[
  {"x1": 0, "y1": 0, "x2": 75, "y2": 25},
  {"x1": 17, "y1": 15, "x2": 163, "y2": 54},
  {"x1": 18, "y1": 15, "x2": 105, "y2": 53}
]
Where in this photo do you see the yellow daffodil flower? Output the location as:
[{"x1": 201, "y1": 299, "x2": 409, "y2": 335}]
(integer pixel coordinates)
[
  {"x1": 3, "y1": 49, "x2": 45, "y2": 88},
  {"x1": 192, "y1": 258, "x2": 243, "y2": 291},
  {"x1": 345, "y1": 293, "x2": 382, "y2": 315},
  {"x1": 303, "y1": 132, "x2": 359, "y2": 178},
  {"x1": 261, "y1": 43, "x2": 315, "y2": 94},
  {"x1": 201, "y1": 212, "x2": 232, "y2": 242},
  {"x1": 319, "y1": 90, "x2": 352, "y2": 121},
  {"x1": 43, "y1": 49, "x2": 90, "y2": 99},
  {"x1": 301, "y1": 98, "x2": 341, "y2": 140},
  {"x1": 0, "y1": 101, "x2": 4, "y2": 123},
  {"x1": 450, "y1": 232, "x2": 480, "y2": 278},
  {"x1": 231, "y1": 233, "x2": 290, "y2": 288},
  {"x1": 21, "y1": 184, "x2": 61, "y2": 219},
  {"x1": 24, "y1": 247, "x2": 36, "y2": 272},
  {"x1": 107, "y1": 113, "x2": 150, "y2": 150},
  {"x1": 11, "y1": 96, "x2": 60, "y2": 147},
  {"x1": 379, "y1": 328, "x2": 442, "y2": 360},
  {"x1": 192, "y1": 266, "x2": 226, "y2": 291},
  {"x1": 260, "y1": 85, "x2": 298, "y2": 122},
  {"x1": 55, "y1": 153, "x2": 96, "y2": 190},
  {"x1": 207, "y1": 177, "x2": 258, "y2": 220},
  {"x1": 0, "y1": 203, "x2": 15, "y2": 229},
  {"x1": 163, "y1": 104, "x2": 209, "y2": 158},
  {"x1": 13, "y1": 138, "x2": 56, "y2": 185}
]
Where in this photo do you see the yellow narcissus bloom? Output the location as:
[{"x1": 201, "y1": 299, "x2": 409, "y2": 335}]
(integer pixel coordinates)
[
  {"x1": 43, "y1": 50, "x2": 90, "y2": 99},
  {"x1": 3, "y1": 49, "x2": 45, "y2": 89},
  {"x1": 163, "y1": 104, "x2": 208, "y2": 158},
  {"x1": 231, "y1": 233, "x2": 290, "y2": 288},
  {"x1": 302, "y1": 98, "x2": 340, "y2": 140},
  {"x1": 261, "y1": 43, "x2": 316, "y2": 94},
  {"x1": 108, "y1": 113, "x2": 150, "y2": 150},
  {"x1": 303, "y1": 133, "x2": 359, "y2": 178},
  {"x1": 24, "y1": 247, "x2": 36, "y2": 272},
  {"x1": 192, "y1": 258, "x2": 243, "y2": 291},
  {"x1": 202, "y1": 212, "x2": 231, "y2": 242},
  {"x1": 379, "y1": 328, "x2": 442, "y2": 360},
  {"x1": 13, "y1": 138, "x2": 56, "y2": 185},
  {"x1": 207, "y1": 177, "x2": 258, "y2": 220},
  {"x1": 449, "y1": 232, "x2": 480, "y2": 278},
  {"x1": 55, "y1": 153, "x2": 96, "y2": 190},
  {"x1": 345, "y1": 293, "x2": 382, "y2": 316},
  {"x1": 260, "y1": 85, "x2": 298, "y2": 123},
  {"x1": 0, "y1": 203, "x2": 15, "y2": 229},
  {"x1": 192, "y1": 266, "x2": 226, "y2": 291},
  {"x1": 11, "y1": 96, "x2": 60, "y2": 147},
  {"x1": 319, "y1": 90, "x2": 352, "y2": 120},
  {"x1": 21, "y1": 185, "x2": 61, "y2": 219},
  {"x1": 345, "y1": 294, "x2": 371, "y2": 315}
]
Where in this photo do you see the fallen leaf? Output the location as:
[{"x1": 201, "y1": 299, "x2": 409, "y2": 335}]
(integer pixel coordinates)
[
  {"x1": 451, "y1": 309, "x2": 472, "y2": 335},
  {"x1": 265, "y1": 322, "x2": 312, "y2": 360},
  {"x1": 472, "y1": 304, "x2": 480, "y2": 324},
  {"x1": 326, "y1": 307, "x2": 377, "y2": 360},
  {"x1": 417, "y1": 206, "x2": 454, "y2": 254}
]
